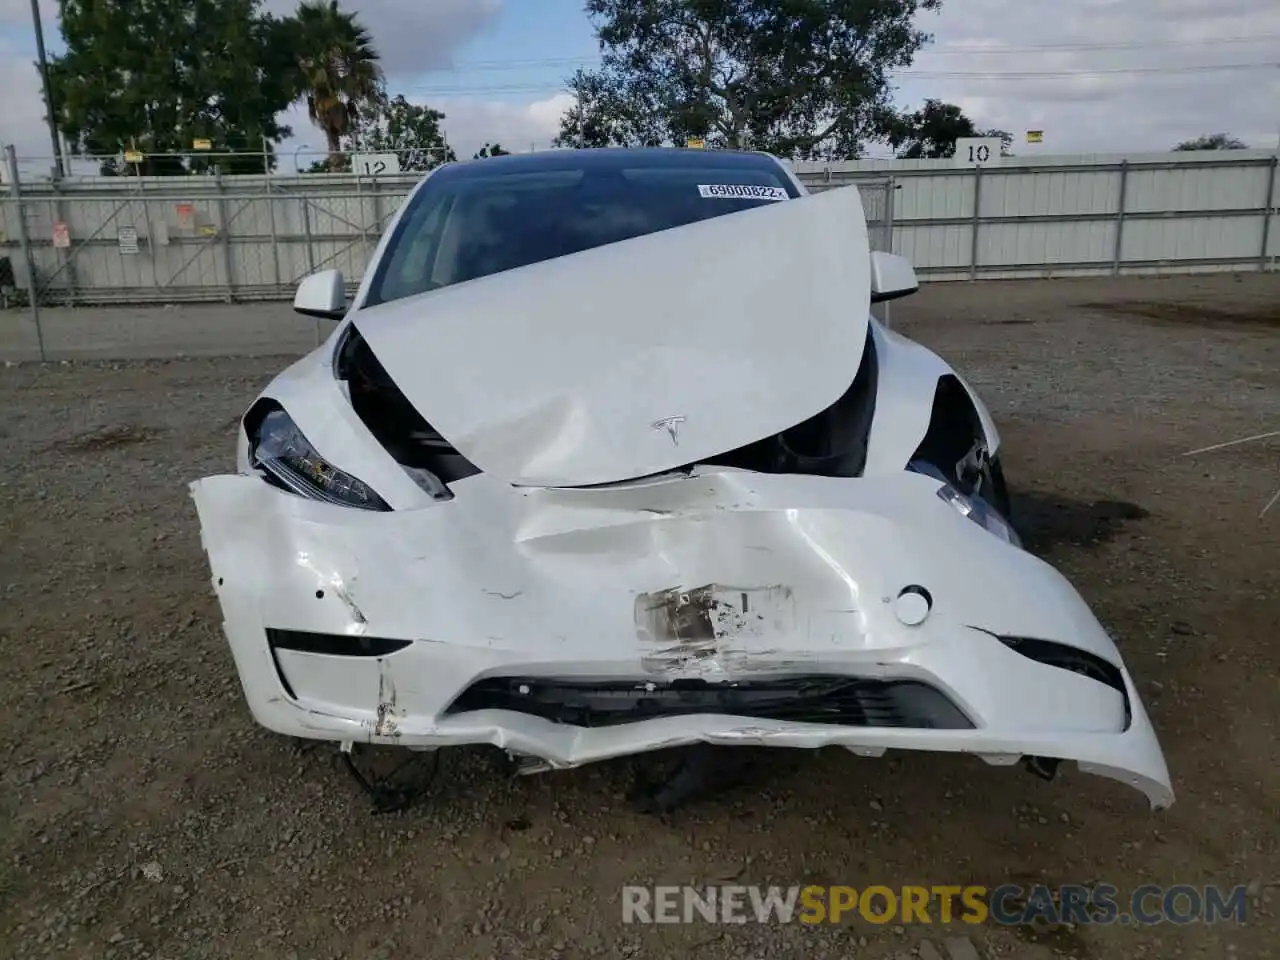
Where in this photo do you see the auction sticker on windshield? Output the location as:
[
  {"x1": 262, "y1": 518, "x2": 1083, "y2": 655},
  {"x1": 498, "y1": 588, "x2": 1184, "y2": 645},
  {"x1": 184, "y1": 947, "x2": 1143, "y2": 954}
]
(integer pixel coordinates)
[{"x1": 698, "y1": 184, "x2": 789, "y2": 201}]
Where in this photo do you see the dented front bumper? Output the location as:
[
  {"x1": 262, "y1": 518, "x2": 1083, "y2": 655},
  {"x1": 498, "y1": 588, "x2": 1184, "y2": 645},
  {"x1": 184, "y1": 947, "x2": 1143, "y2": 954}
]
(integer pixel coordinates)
[{"x1": 190, "y1": 469, "x2": 1173, "y2": 810}]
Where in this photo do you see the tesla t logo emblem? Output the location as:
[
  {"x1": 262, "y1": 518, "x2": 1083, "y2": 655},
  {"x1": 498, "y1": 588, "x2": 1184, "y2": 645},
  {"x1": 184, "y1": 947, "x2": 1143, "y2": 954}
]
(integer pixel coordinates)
[{"x1": 651, "y1": 415, "x2": 686, "y2": 446}]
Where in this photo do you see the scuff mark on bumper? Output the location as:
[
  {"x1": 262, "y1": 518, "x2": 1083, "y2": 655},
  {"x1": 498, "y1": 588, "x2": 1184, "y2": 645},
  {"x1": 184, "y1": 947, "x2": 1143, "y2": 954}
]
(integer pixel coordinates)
[{"x1": 190, "y1": 470, "x2": 1174, "y2": 810}]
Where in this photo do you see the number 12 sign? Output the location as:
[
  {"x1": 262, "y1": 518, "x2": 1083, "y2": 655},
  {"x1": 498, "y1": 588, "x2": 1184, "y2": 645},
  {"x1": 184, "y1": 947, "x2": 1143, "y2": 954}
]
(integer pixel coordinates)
[
  {"x1": 954, "y1": 137, "x2": 1003, "y2": 169},
  {"x1": 352, "y1": 153, "x2": 401, "y2": 179}
]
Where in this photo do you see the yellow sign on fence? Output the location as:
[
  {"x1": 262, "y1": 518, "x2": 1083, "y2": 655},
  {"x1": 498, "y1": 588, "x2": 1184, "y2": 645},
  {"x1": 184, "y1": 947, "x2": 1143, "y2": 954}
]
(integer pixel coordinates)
[
  {"x1": 1026, "y1": 130, "x2": 1044, "y2": 144},
  {"x1": 686, "y1": 138, "x2": 706, "y2": 149},
  {"x1": 124, "y1": 150, "x2": 144, "y2": 163},
  {"x1": 192, "y1": 138, "x2": 213, "y2": 150}
]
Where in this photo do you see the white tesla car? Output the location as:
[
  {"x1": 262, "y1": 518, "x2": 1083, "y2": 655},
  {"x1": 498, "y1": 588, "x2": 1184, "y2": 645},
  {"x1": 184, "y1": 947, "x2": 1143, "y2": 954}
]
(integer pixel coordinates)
[{"x1": 191, "y1": 148, "x2": 1173, "y2": 810}]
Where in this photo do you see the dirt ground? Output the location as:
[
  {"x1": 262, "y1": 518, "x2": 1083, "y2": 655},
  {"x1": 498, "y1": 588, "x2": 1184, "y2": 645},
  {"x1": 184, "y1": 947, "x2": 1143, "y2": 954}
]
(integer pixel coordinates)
[{"x1": 2, "y1": 273, "x2": 1278, "y2": 960}]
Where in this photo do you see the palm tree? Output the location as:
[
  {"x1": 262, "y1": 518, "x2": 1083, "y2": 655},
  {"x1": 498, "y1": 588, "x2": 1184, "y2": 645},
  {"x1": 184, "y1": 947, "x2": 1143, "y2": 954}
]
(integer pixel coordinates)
[{"x1": 292, "y1": 0, "x2": 383, "y2": 168}]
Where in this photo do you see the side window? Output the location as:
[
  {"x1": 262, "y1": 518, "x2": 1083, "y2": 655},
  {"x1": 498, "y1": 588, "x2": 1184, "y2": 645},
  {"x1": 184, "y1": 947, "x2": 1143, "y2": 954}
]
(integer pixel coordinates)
[{"x1": 379, "y1": 194, "x2": 453, "y2": 302}]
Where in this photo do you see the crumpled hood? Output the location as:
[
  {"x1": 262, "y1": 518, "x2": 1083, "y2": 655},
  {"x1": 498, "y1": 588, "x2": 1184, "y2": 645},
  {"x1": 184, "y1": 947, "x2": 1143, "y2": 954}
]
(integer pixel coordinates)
[{"x1": 350, "y1": 184, "x2": 872, "y2": 487}]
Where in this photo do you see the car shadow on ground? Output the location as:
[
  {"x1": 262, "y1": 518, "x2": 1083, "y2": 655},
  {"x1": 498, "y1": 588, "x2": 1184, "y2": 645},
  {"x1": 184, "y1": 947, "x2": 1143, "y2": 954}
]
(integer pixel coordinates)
[{"x1": 1009, "y1": 489, "x2": 1149, "y2": 555}]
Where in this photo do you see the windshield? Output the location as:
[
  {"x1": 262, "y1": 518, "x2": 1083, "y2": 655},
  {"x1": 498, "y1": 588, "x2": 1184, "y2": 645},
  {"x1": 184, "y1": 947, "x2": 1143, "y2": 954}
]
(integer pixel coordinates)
[{"x1": 364, "y1": 155, "x2": 800, "y2": 307}]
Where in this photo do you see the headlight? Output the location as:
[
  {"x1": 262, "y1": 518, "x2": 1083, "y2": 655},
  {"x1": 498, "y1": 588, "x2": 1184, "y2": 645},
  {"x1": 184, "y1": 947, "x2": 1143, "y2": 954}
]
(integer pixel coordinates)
[
  {"x1": 249, "y1": 406, "x2": 390, "y2": 511},
  {"x1": 935, "y1": 482, "x2": 1021, "y2": 547},
  {"x1": 909, "y1": 460, "x2": 1021, "y2": 548}
]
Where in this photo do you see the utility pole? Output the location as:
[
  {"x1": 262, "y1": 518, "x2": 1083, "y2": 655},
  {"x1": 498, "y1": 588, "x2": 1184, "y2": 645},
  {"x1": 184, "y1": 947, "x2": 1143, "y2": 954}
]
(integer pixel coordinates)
[{"x1": 31, "y1": 0, "x2": 64, "y2": 178}]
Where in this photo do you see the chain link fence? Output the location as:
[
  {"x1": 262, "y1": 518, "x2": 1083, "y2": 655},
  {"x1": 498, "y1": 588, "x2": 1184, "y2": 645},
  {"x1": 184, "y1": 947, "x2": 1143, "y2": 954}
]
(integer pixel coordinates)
[
  {"x1": 0, "y1": 148, "x2": 450, "y2": 309},
  {"x1": 2, "y1": 148, "x2": 895, "y2": 303},
  {"x1": 1, "y1": 146, "x2": 896, "y2": 357}
]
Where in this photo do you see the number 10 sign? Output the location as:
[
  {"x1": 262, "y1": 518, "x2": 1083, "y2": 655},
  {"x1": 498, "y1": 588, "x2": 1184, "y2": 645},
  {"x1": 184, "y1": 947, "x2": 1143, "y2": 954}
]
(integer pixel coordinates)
[{"x1": 954, "y1": 137, "x2": 1003, "y2": 168}]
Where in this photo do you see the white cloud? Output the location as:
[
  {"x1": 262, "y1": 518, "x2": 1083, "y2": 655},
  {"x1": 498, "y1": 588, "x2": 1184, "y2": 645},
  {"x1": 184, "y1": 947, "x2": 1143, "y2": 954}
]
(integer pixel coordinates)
[
  {"x1": 277, "y1": 91, "x2": 571, "y2": 168},
  {"x1": 0, "y1": 0, "x2": 505, "y2": 169},
  {"x1": 4, "y1": 0, "x2": 1280, "y2": 167},
  {"x1": 0, "y1": 0, "x2": 55, "y2": 26},
  {"x1": 433, "y1": 0, "x2": 1280, "y2": 157},
  {"x1": 259, "y1": 0, "x2": 502, "y2": 76},
  {"x1": 0, "y1": 34, "x2": 56, "y2": 165},
  {"x1": 896, "y1": 0, "x2": 1280, "y2": 152},
  {"x1": 1, "y1": 0, "x2": 501, "y2": 69},
  {"x1": 432, "y1": 92, "x2": 576, "y2": 159}
]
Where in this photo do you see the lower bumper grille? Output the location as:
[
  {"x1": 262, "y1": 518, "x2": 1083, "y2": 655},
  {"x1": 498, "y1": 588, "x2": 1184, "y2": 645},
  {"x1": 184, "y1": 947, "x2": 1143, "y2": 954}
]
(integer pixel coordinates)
[
  {"x1": 444, "y1": 675, "x2": 973, "y2": 729},
  {"x1": 266, "y1": 628, "x2": 412, "y2": 658}
]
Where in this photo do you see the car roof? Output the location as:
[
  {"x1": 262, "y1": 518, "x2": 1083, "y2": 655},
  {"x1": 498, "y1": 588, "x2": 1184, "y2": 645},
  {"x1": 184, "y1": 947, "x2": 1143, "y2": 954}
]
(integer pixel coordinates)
[{"x1": 435, "y1": 147, "x2": 787, "y2": 182}]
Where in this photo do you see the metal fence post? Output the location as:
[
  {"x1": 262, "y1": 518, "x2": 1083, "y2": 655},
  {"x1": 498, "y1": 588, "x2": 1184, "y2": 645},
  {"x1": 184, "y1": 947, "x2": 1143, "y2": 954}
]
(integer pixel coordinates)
[
  {"x1": 1112, "y1": 160, "x2": 1130, "y2": 276},
  {"x1": 5, "y1": 145, "x2": 46, "y2": 362},
  {"x1": 883, "y1": 176, "x2": 897, "y2": 329},
  {"x1": 1260, "y1": 154, "x2": 1278, "y2": 272},
  {"x1": 265, "y1": 178, "x2": 282, "y2": 294},
  {"x1": 299, "y1": 194, "x2": 320, "y2": 345},
  {"x1": 300, "y1": 196, "x2": 316, "y2": 274},
  {"x1": 885, "y1": 176, "x2": 897, "y2": 254},
  {"x1": 371, "y1": 179, "x2": 383, "y2": 270},
  {"x1": 969, "y1": 165, "x2": 983, "y2": 281},
  {"x1": 214, "y1": 167, "x2": 235, "y2": 301},
  {"x1": 50, "y1": 177, "x2": 78, "y2": 304},
  {"x1": 355, "y1": 165, "x2": 370, "y2": 261},
  {"x1": 136, "y1": 168, "x2": 162, "y2": 295}
]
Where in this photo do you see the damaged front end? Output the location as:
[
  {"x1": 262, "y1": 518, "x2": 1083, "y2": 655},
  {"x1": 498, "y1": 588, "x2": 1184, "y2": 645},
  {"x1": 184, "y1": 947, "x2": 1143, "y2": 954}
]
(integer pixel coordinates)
[
  {"x1": 190, "y1": 465, "x2": 1173, "y2": 811},
  {"x1": 190, "y1": 180, "x2": 1172, "y2": 811}
]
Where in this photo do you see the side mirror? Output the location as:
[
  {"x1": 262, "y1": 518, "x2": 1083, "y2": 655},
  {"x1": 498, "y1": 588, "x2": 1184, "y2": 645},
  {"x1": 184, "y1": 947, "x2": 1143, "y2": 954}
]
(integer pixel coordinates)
[
  {"x1": 869, "y1": 251, "x2": 918, "y2": 304},
  {"x1": 293, "y1": 269, "x2": 346, "y2": 320}
]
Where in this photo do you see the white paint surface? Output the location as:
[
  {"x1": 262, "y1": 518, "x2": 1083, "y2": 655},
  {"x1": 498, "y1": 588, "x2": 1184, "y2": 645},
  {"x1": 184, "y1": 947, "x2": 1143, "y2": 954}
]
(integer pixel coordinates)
[
  {"x1": 188, "y1": 173, "x2": 1173, "y2": 810},
  {"x1": 191, "y1": 466, "x2": 1172, "y2": 809},
  {"x1": 352, "y1": 183, "x2": 872, "y2": 487}
]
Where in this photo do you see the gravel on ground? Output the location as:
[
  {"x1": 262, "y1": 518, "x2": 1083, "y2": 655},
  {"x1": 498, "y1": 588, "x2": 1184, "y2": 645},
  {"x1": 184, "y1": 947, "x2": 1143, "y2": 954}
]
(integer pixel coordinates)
[{"x1": 2, "y1": 273, "x2": 1278, "y2": 959}]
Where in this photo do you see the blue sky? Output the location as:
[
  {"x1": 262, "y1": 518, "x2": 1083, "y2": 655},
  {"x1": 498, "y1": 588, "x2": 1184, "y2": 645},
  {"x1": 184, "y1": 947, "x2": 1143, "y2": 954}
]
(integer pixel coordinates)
[
  {"x1": 383, "y1": 0, "x2": 602, "y2": 157},
  {"x1": 457, "y1": 0, "x2": 600, "y2": 71},
  {"x1": 2, "y1": 0, "x2": 1279, "y2": 167}
]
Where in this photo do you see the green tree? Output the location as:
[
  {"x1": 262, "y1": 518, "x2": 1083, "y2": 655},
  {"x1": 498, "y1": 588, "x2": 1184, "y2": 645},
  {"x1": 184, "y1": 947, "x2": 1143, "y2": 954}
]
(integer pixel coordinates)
[
  {"x1": 49, "y1": 0, "x2": 296, "y2": 175},
  {"x1": 1174, "y1": 133, "x2": 1248, "y2": 151},
  {"x1": 473, "y1": 143, "x2": 511, "y2": 159},
  {"x1": 554, "y1": 0, "x2": 942, "y2": 159},
  {"x1": 353, "y1": 93, "x2": 456, "y2": 170},
  {"x1": 885, "y1": 99, "x2": 1011, "y2": 159},
  {"x1": 292, "y1": 0, "x2": 384, "y2": 168},
  {"x1": 983, "y1": 128, "x2": 1014, "y2": 157},
  {"x1": 554, "y1": 68, "x2": 666, "y2": 148}
]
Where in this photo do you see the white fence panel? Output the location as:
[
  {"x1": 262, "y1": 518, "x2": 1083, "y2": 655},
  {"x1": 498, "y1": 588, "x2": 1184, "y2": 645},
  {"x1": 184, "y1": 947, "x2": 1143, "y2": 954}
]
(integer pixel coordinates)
[
  {"x1": 1121, "y1": 215, "x2": 1265, "y2": 263},
  {"x1": 1125, "y1": 162, "x2": 1271, "y2": 214},
  {"x1": 894, "y1": 174, "x2": 972, "y2": 220},
  {"x1": 2, "y1": 148, "x2": 1277, "y2": 308},
  {"x1": 894, "y1": 223, "x2": 973, "y2": 276},
  {"x1": 981, "y1": 169, "x2": 1121, "y2": 219},
  {"x1": 979, "y1": 219, "x2": 1116, "y2": 268}
]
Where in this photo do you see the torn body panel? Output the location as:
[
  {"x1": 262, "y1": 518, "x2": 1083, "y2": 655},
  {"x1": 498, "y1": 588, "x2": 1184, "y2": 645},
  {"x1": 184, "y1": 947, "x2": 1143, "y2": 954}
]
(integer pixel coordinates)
[{"x1": 191, "y1": 469, "x2": 1173, "y2": 809}]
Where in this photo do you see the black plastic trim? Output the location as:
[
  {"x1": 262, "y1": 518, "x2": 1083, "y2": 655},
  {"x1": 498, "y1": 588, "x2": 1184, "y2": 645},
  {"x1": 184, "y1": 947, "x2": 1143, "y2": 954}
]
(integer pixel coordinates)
[
  {"x1": 994, "y1": 635, "x2": 1126, "y2": 695},
  {"x1": 909, "y1": 375, "x2": 985, "y2": 490},
  {"x1": 701, "y1": 326, "x2": 878, "y2": 478},
  {"x1": 443, "y1": 674, "x2": 974, "y2": 729},
  {"x1": 339, "y1": 326, "x2": 481, "y2": 487},
  {"x1": 266, "y1": 628, "x2": 413, "y2": 658}
]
